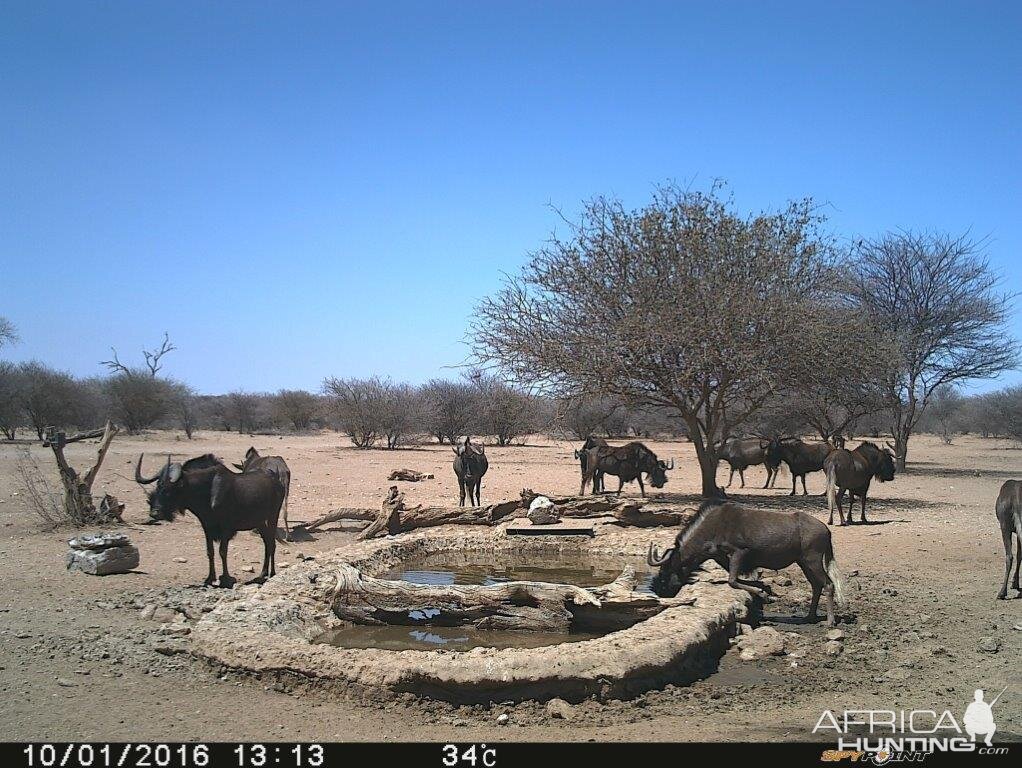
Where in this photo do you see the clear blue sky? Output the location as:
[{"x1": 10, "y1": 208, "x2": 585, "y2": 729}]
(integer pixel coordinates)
[{"x1": 2, "y1": 1, "x2": 1020, "y2": 394}]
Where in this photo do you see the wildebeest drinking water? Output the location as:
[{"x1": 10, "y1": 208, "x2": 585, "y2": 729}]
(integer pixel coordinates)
[
  {"x1": 453, "y1": 436, "x2": 488, "y2": 506},
  {"x1": 647, "y1": 499, "x2": 846, "y2": 625},
  {"x1": 995, "y1": 480, "x2": 1022, "y2": 599},
  {"x1": 574, "y1": 435, "x2": 608, "y2": 493},
  {"x1": 580, "y1": 441, "x2": 673, "y2": 497},
  {"x1": 824, "y1": 441, "x2": 896, "y2": 525},
  {"x1": 135, "y1": 453, "x2": 286, "y2": 587},
  {"x1": 233, "y1": 446, "x2": 292, "y2": 538}
]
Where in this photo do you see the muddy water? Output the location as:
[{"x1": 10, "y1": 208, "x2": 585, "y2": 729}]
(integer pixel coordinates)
[{"x1": 317, "y1": 552, "x2": 656, "y2": 651}]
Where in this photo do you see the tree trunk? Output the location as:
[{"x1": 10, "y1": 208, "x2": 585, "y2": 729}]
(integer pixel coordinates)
[
  {"x1": 44, "y1": 421, "x2": 120, "y2": 524},
  {"x1": 685, "y1": 415, "x2": 724, "y2": 498}
]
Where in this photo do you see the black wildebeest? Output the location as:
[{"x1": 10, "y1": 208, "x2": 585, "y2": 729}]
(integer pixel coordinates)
[
  {"x1": 135, "y1": 453, "x2": 286, "y2": 587},
  {"x1": 574, "y1": 435, "x2": 608, "y2": 493},
  {"x1": 768, "y1": 438, "x2": 837, "y2": 495},
  {"x1": 580, "y1": 441, "x2": 673, "y2": 497},
  {"x1": 824, "y1": 441, "x2": 897, "y2": 525},
  {"x1": 234, "y1": 447, "x2": 292, "y2": 538},
  {"x1": 453, "y1": 436, "x2": 488, "y2": 506},
  {"x1": 995, "y1": 480, "x2": 1022, "y2": 599},
  {"x1": 647, "y1": 499, "x2": 846, "y2": 625},
  {"x1": 716, "y1": 436, "x2": 781, "y2": 489}
]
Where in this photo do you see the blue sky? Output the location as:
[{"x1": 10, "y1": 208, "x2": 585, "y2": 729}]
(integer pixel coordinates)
[{"x1": 2, "y1": 1, "x2": 1020, "y2": 394}]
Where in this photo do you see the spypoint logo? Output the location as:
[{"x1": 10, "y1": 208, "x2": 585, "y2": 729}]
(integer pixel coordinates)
[
  {"x1": 815, "y1": 686, "x2": 1009, "y2": 761},
  {"x1": 963, "y1": 687, "x2": 1005, "y2": 747}
]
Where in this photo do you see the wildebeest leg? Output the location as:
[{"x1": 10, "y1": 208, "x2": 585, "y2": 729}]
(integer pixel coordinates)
[
  {"x1": 726, "y1": 467, "x2": 734, "y2": 488},
  {"x1": 835, "y1": 490, "x2": 847, "y2": 526},
  {"x1": 997, "y1": 524, "x2": 1014, "y2": 599},
  {"x1": 801, "y1": 475, "x2": 809, "y2": 495},
  {"x1": 637, "y1": 475, "x2": 646, "y2": 498},
  {"x1": 202, "y1": 533, "x2": 217, "y2": 587},
  {"x1": 798, "y1": 558, "x2": 828, "y2": 624},
  {"x1": 1012, "y1": 527, "x2": 1021, "y2": 592},
  {"x1": 458, "y1": 478, "x2": 467, "y2": 507},
  {"x1": 473, "y1": 478, "x2": 482, "y2": 506},
  {"x1": 250, "y1": 525, "x2": 274, "y2": 584},
  {"x1": 727, "y1": 550, "x2": 767, "y2": 598},
  {"x1": 217, "y1": 539, "x2": 235, "y2": 588},
  {"x1": 738, "y1": 468, "x2": 746, "y2": 488},
  {"x1": 859, "y1": 492, "x2": 868, "y2": 524},
  {"x1": 763, "y1": 466, "x2": 773, "y2": 489},
  {"x1": 617, "y1": 476, "x2": 625, "y2": 495},
  {"x1": 790, "y1": 474, "x2": 797, "y2": 496}
]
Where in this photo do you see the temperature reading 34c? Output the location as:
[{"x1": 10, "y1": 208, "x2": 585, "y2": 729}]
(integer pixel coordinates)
[{"x1": 441, "y1": 744, "x2": 497, "y2": 767}]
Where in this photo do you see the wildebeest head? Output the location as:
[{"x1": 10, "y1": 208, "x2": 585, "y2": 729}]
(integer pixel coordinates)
[
  {"x1": 647, "y1": 455, "x2": 674, "y2": 489},
  {"x1": 647, "y1": 540, "x2": 684, "y2": 597},
  {"x1": 859, "y1": 441, "x2": 896, "y2": 482},
  {"x1": 233, "y1": 446, "x2": 261, "y2": 471},
  {"x1": 135, "y1": 453, "x2": 186, "y2": 522},
  {"x1": 876, "y1": 447, "x2": 896, "y2": 482}
]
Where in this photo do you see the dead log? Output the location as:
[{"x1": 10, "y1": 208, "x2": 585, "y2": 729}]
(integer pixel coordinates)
[
  {"x1": 328, "y1": 563, "x2": 679, "y2": 633},
  {"x1": 353, "y1": 487, "x2": 694, "y2": 540},
  {"x1": 300, "y1": 507, "x2": 378, "y2": 532},
  {"x1": 387, "y1": 469, "x2": 434, "y2": 481},
  {"x1": 357, "y1": 486, "x2": 406, "y2": 540}
]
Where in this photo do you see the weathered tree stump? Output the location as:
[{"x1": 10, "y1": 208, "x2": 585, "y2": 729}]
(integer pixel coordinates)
[{"x1": 44, "y1": 421, "x2": 120, "y2": 525}]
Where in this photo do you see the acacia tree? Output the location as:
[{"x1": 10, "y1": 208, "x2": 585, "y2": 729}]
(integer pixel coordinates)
[
  {"x1": 474, "y1": 185, "x2": 849, "y2": 497},
  {"x1": 472, "y1": 373, "x2": 539, "y2": 446},
  {"x1": 18, "y1": 361, "x2": 83, "y2": 439},
  {"x1": 420, "y1": 378, "x2": 479, "y2": 444},
  {"x1": 846, "y1": 232, "x2": 1018, "y2": 469},
  {"x1": 927, "y1": 384, "x2": 962, "y2": 445},
  {"x1": 782, "y1": 309, "x2": 891, "y2": 442},
  {"x1": 272, "y1": 389, "x2": 319, "y2": 431},
  {"x1": 0, "y1": 361, "x2": 23, "y2": 439},
  {"x1": 322, "y1": 376, "x2": 388, "y2": 448},
  {"x1": 101, "y1": 333, "x2": 176, "y2": 433}
]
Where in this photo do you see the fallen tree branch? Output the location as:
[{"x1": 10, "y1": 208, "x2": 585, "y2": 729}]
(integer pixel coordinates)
[{"x1": 351, "y1": 488, "x2": 695, "y2": 539}]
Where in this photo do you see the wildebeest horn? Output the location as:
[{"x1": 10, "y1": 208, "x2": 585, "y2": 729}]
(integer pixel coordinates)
[
  {"x1": 667, "y1": 458, "x2": 675, "y2": 470},
  {"x1": 573, "y1": 448, "x2": 581, "y2": 459},
  {"x1": 134, "y1": 454, "x2": 162, "y2": 485},
  {"x1": 647, "y1": 542, "x2": 675, "y2": 566}
]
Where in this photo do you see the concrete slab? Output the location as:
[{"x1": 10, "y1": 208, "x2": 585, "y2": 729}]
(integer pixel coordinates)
[{"x1": 504, "y1": 517, "x2": 595, "y2": 536}]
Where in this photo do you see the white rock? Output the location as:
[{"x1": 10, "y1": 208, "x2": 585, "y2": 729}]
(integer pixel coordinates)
[
  {"x1": 527, "y1": 496, "x2": 560, "y2": 525},
  {"x1": 735, "y1": 626, "x2": 786, "y2": 660}
]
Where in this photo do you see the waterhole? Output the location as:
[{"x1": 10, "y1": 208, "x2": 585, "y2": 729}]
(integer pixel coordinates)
[{"x1": 316, "y1": 551, "x2": 657, "y2": 651}]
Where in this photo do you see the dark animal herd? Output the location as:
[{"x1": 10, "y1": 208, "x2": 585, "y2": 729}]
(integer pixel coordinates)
[{"x1": 134, "y1": 429, "x2": 1021, "y2": 606}]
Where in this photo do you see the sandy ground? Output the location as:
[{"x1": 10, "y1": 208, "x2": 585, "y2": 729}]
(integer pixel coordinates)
[{"x1": 0, "y1": 430, "x2": 1019, "y2": 742}]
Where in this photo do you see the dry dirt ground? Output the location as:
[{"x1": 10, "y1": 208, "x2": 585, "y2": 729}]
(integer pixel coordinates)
[{"x1": 0, "y1": 431, "x2": 1019, "y2": 742}]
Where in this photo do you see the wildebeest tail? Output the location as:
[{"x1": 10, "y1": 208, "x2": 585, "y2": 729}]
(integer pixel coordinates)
[
  {"x1": 824, "y1": 540, "x2": 846, "y2": 605},
  {"x1": 826, "y1": 463, "x2": 838, "y2": 521},
  {"x1": 275, "y1": 477, "x2": 291, "y2": 543}
]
